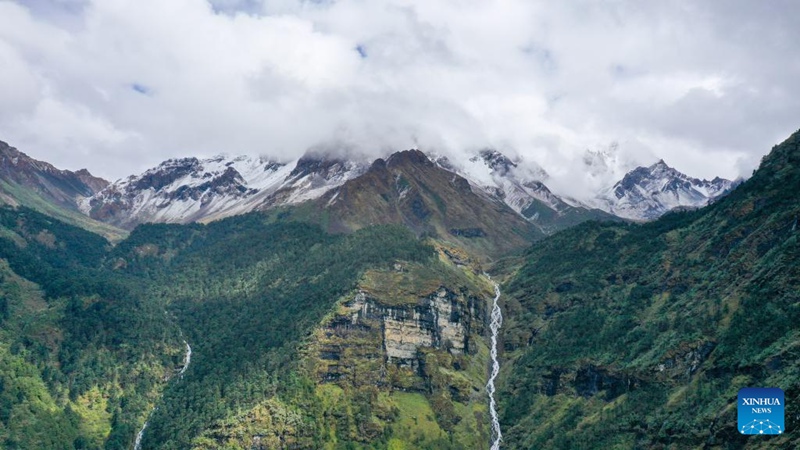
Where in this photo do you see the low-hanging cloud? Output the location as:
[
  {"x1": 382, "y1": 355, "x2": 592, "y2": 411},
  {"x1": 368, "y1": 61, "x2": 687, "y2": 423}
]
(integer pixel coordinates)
[{"x1": 1, "y1": 0, "x2": 798, "y2": 200}]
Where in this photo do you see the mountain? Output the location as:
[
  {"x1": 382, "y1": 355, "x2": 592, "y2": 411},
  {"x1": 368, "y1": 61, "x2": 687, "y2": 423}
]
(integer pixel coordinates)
[
  {"x1": 0, "y1": 140, "x2": 108, "y2": 209},
  {"x1": 443, "y1": 149, "x2": 619, "y2": 233},
  {"x1": 0, "y1": 198, "x2": 496, "y2": 449},
  {"x1": 305, "y1": 149, "x2": 541, "y2": 258},
  {"x1": 497, "y1": 129, "x2": 800, "y2": 448},
  {"x1": 79, "y1": 145, "x2": 737, "y2": 235},
  {"x1": 0, "y1": 140, "x2": 126, "y2": 240},
  {"x1": 592, "y1": 159, "x2": 740, "y2": 220},
  {"x1": 115, "y1": 219, "x2": 495, "y2": 449},
  {"x1": 0, "y1": 146, "x2": 514, "y2": 448},
  {"x1": 1, "y1": 131, "x2": 791, "y2": 449},
  {"x1": 82, "y1": 149, "x2": 543, "y2": 258},
  {"x1": 83, "y1": 153, "x2": 367, "y2": 229}
]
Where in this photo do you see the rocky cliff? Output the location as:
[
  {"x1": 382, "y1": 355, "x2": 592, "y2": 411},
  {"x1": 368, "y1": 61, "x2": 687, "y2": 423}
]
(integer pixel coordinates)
[{"x1": 314, "y1": 285, "x2": 485, "y2": 386}]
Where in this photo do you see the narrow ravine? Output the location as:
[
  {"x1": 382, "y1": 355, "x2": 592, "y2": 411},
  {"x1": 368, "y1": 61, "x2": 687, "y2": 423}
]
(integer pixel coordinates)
[
  {"x1": 486, "y1": 275, "x2": 503, "y2": 450},
  {"x1": 133, "y1": 341, "x2": 192, "y2": 450}
]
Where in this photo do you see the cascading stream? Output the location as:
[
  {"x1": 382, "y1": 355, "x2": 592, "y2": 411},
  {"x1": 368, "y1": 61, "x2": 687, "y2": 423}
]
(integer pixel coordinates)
[
  {"x1": 133, "y1": 341, "x2": 191, "y2": 450},
  {"x1": 485, "y1": 275, "x2": 503, "y2": 450}
]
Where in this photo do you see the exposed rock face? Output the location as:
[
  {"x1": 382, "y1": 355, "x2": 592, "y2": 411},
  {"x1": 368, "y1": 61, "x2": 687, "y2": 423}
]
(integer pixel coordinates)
[
  {"x1": 0, "y1": 140, "x2": 108, "y2": 210},
  {"x1": 538, "y1": 365, "x2": 642, "y2": 401},
  {"x1": 655, "y1": 341, "x2": 716, "y2": 379},
  {"x1": 315, "y1": 287, "x2": 485, "y2": 385}
]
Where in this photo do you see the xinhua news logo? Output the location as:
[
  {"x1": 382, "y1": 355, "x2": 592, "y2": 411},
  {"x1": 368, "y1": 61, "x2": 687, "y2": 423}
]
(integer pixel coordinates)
[{"x1": 738, "y1": 387, "x2": 784, "y2": 435}]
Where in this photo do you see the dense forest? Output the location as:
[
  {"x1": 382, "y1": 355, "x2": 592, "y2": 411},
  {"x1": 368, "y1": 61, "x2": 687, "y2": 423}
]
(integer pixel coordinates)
[
  {"x1": 0, "y1": 206, "x2": 444, "y2": 448},
  {"x1": 0, "y1": 206, "x2": 180, "y2": 449},
  {"x1": 118, "y1": 217, "x2": 434, "y2": 448},
  {"x1": 498, "y1": 130, "x2": 800, "y2": 448}
]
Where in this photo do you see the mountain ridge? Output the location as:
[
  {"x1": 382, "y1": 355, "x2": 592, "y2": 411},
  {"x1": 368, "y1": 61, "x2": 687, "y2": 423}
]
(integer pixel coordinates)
[
  {"x1": 310, "y1": 148, "x2": 539, "y2": 258},
  {"x1": 0, "y1": 140, "x2": 108, "y2": 209},
  {"x1": 0, "y1": 138, "x2": 742, "y2": 245},
  {"x1": 0, "y1": 141, "x2": 126, "y2": 240},
  {"x1": 0, "y1": 136, "x2": 728, "y2": 236}
]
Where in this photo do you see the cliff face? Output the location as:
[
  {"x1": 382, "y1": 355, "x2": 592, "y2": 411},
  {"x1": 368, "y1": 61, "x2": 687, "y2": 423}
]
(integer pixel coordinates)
[
  {"x1": 300, "y1": 259, "x2": 493, "y2": 447},
  {"x1": 317, "y1": 286, "x2": 485, "y2": 385}
]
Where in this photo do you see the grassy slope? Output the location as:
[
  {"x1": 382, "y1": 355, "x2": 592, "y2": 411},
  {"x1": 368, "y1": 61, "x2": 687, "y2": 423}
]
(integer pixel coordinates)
[
  {"x1": 310, "y1": 151, "x2": 541, "y2": 260},
  {"x1": 0, "y1": 179, "x2": 127, "y2": 242},
  {"x1": 498, "y1": 130, "x2": 800, "y2": 448}
]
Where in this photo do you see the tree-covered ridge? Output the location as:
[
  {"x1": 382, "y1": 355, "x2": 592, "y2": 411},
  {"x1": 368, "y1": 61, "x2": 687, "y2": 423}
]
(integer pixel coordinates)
[{"x1": 498, "y1": 130, "x2": 800, "y2": 448}]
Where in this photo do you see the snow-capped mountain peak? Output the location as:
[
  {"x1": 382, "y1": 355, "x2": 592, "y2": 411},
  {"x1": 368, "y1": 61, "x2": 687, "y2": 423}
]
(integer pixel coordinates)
[
  {"x1": 83, "y1": 152, "x2": 367, "y2": 229},
  {"x1": 471, "y1": 149, "x2": 517, "y2": 176},
  {"x1": 79, "y1": 145, "x2": 742, "y2": 230},
  {"x1": 593, "y1": 159, "x2": 740, "y2": 220}
]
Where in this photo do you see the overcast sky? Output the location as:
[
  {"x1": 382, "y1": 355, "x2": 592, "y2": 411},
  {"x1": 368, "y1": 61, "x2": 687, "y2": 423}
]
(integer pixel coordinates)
[{"x1": 1, "y1": 0, "x2": 798, "y2": 198}]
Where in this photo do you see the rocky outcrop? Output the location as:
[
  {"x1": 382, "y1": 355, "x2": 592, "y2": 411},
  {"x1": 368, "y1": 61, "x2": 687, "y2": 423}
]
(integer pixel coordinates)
[
  {"x1": 654, "y1": 341, "x2": 716, "y2": 380},
  {"x1": 314, "y1": 287, "x2": 485, "y2": 387},
  {"x1": 538, "y1": 365, "x2": 643, "y2": 401}
]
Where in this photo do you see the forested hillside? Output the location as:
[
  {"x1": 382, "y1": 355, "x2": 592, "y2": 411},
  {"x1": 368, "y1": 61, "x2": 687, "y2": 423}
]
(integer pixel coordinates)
[
  {"x1": 1, "y1": 203, "x2": 490, "y2": 448},
  {"x1": 0, "y1": 206, "x2": 181, "y2": 449},
  {"x1": 113, "y1": 216, "x2": 441, "y2": 448},
  {"x1": 497, "y1": 130, "x2": 800, "y2": 448}
]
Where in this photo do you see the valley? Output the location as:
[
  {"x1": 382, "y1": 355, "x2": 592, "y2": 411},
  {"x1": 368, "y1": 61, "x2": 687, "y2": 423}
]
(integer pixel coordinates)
[{"x1": 0, "y1": 129, "x2": 797, "y2": 449}]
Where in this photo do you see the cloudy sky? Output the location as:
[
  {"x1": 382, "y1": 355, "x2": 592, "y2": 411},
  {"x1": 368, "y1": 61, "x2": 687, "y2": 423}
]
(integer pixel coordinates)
[{"x1": 1, "y1": 0, "x2": 798, "y2": 198}]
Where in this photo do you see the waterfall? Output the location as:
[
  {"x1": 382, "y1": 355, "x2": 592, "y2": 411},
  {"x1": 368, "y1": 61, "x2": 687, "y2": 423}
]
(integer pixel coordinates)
[
  {"x1": 133, "y1": 341, "x2": 191, "y2": 450},
  {"x1": 132, "y1": 420, "x2": 147, "y2": 450},
  {"x1": 486, "y1": 275, "x2": 503, "y2": 450},
  {"x1": 179, "y1": 341, "x2": 192, "y2": 377}
]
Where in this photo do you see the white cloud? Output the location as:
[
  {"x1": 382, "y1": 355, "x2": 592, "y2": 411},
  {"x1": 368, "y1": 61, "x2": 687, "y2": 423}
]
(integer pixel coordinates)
[{"x1": 0, "y1": 0, "x2": 798, "y2": 199}]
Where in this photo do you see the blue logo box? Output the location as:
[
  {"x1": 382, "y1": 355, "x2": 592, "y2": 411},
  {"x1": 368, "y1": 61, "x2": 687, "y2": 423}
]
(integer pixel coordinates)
[{"x1": 738, "y1": 387, "x2": 784, "y2": 435}]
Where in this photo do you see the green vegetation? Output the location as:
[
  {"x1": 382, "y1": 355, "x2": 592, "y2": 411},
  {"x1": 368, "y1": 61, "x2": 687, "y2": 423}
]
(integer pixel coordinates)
[
  {"x1": 498, "y1": 130, "x2": 800, "y2": 448},
  {"x1": 279, "y1": 249, "x2": 493, "y2": 449},
  {"x1": 0, "y1": 200, "x2": 494, "y2": 449},
  {"x1": 106, "y1": 214, "x2": 438, "y2": 448},
  {"x1": 0, "y1": 206, "x2": 180, "y2": 450},
  {"x1": 0, "y1": 179, "x2": 127, "y2": 242},
  {"x1": 4, "y1": 128, "x2": 799, "y2": 449}
]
